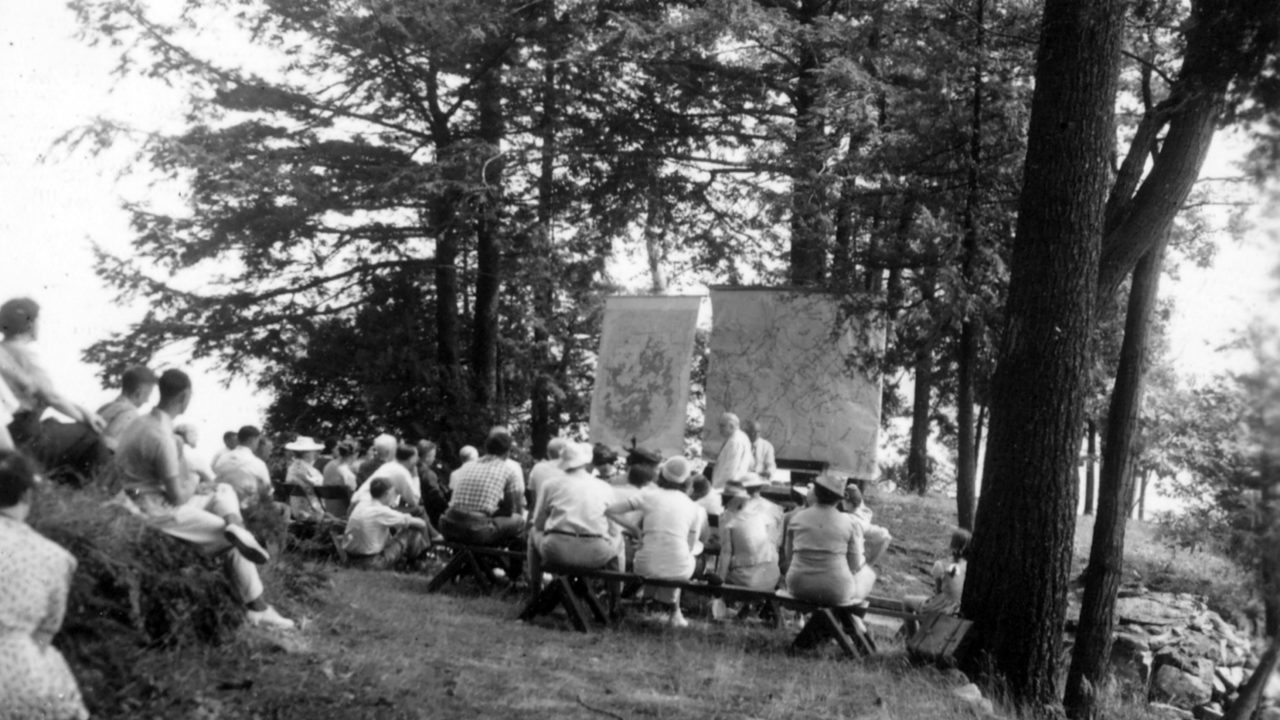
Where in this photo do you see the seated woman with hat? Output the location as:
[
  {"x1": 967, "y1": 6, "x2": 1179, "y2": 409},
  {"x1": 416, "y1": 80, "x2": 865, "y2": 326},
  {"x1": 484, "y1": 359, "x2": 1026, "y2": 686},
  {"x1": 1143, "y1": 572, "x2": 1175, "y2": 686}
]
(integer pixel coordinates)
[
  {"x1": 781, "y1": 471, "x2": 877, "y2": 612},
  {"x1": 527, "y1": 442, "x2": 626, "y2": 596},
  {"x1": 607, "y1": 455, "x2": 704, "y2": 628},
  {"x1": 715, "y1": 473, "x2": 782, "y2": 592},
  {"x1": 284, "y1": 435, "x2": 343, "y2": 530}
]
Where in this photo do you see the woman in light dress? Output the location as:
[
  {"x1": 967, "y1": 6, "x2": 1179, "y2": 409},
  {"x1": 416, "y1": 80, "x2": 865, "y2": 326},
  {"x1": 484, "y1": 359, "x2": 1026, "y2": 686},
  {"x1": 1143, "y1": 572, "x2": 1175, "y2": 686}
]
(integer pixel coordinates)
[
  {"x1": 782, "y1": 471, "x2": 877, "y2": 611},
  {"x1": 0, "y1": 450, "x2": 90, "y2": 720}
]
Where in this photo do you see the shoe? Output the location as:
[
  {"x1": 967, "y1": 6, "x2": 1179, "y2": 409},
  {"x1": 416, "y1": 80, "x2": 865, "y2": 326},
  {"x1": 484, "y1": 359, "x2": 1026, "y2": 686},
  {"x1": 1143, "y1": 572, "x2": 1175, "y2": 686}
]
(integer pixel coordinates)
[
  {"x1": 246, "y1": 605, "x2": 295, "y2": 630},
  {"x1": 670, "y1": 612, "x2": 689, "y2": 628},
  {"x1": 225, "y1": 525, "x2": 270, "y2": 565}
]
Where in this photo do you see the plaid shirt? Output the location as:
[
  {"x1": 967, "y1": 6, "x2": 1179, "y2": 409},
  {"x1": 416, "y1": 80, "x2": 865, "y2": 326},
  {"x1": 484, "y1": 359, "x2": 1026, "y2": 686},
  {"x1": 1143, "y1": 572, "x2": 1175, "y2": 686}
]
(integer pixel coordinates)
[{"x1": 448, "y1": 456, "x2": 522, "y2": 515}]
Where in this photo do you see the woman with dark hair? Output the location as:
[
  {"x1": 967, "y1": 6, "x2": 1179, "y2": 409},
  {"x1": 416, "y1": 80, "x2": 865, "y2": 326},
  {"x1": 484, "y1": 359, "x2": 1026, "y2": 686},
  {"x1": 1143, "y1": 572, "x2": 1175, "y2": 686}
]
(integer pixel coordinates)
[
  {"x1": 0, "y1": 298, "x2": 105, "y2": 481},
  {"x1": 321, "y1": 440, "x2": 358, "y2": 517},
  {"x1": 0, "y1": 451, "x2": 89, "y2": 719},
  {"x1": 921, "y1": 528, "x2": 971, "y2": 616},
  {"x1": 781, "y1": 472, "x2": 876, "y2": 610}
]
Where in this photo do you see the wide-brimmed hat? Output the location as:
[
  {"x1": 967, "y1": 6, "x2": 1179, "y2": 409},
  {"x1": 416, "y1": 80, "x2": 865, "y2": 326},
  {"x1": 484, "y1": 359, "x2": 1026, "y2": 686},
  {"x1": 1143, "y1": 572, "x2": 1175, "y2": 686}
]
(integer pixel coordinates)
[
  {"x1": 740, "y1": 472, "x2": 766, "y2": 490},
  {"x1": 659, "y1": 455, "x2": 692, "y2": 485},
  {"x1": 722, "y1": 479, "x2": 747, "y2": 498},
  {"x1": 559, "y1": 442, "x2": 594, "y2": 471},
  {"x1": 285, "y1": 435, "x2": 325, "y2": 452},
  {"x1": 626, "y1": 446, "x2": 663, "y2": 467},
  {"x1": 814, "y1": 471, "x2": 847, "y2": 496}
]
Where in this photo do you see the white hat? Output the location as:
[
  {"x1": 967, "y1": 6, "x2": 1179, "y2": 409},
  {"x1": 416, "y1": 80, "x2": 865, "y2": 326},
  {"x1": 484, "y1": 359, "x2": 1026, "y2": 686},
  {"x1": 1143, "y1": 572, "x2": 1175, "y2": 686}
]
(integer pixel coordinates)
[
  {"x1": 740, "y1": 472, "x2": 766, "y2": 490},
  {"x1": 722, "y1": 479, "x2": 747, "y2": 498},
  {"x1": 559, "y1": 442, "x2": 594, "y2": 471},
  {"x1": 659, "y1": 456, "x2": 692, "y2": 485},
  {"x1": 285, "y1": 435, "x2": 325, "y2": 452},
  {"x1": 815, "y1": 471, "x2": 847, "y2": 496}
]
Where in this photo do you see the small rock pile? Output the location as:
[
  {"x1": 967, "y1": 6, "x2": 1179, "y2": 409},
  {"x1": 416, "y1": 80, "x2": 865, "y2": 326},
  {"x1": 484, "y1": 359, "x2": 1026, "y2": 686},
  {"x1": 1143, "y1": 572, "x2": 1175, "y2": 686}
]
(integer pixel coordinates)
[{"x1": 1068, "y1": 591, "x2": 1269, "y2": 720}]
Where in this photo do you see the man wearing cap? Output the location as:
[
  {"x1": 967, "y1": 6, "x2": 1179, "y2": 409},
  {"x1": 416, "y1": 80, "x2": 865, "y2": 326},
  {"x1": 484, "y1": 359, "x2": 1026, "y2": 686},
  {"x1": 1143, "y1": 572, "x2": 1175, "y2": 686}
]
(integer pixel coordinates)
[
  {"x1": 213, "y1": 425, "x2": 272, "y2": 507},
  {"x1": 115, "y1": 369, "x2": 293, "y2": 630},
  {"x1": 715, "y1": 473, "x2": 782, "y2": 592},
  {"x1": 97, "y1": 365, "x2": 158, "y2": 451},
  {"x1": 742, "y1": 420, "x2": 777, "y2": 481},
  {"x1": 709, "y1": 413, "x2": 753, "y2": 490},
  {"x1": 526, "y1": 442, "x2": 625, "y2": 596},
  {"x1": 440, "y1": 430, "x2": 527, "y2": 579}
]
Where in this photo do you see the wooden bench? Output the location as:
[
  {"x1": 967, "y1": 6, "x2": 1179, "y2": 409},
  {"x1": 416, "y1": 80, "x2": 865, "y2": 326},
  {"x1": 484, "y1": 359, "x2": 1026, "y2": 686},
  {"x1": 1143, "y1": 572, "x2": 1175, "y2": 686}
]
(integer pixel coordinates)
[
  {"x1": 425, "y1": 541, "x2": 526, "y2": 593},
  {"x1": 519, "y1": 566, "x2": 912, "y2": 658}
]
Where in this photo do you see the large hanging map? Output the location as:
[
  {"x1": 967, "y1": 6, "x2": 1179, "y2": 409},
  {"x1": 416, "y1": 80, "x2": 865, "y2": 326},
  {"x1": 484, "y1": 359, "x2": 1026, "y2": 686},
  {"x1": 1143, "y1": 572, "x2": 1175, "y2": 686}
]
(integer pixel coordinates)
[
  {"x1": 589, "y1": 296, "x2": 702, "y2": 457},
  {"x1": 704, "y1": 289, "x2": 884, "y2": 479}
]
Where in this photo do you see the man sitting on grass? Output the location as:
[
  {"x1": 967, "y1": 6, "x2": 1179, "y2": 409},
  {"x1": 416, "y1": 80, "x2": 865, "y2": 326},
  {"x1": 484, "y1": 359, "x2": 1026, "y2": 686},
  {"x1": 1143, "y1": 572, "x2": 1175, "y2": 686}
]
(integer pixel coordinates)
[
  {"x1": 343, "y1": 478, "x2": 441, "y2": 570},
  {"x1": 116, "y1": 369, "x2": 294, "y2": 630}
]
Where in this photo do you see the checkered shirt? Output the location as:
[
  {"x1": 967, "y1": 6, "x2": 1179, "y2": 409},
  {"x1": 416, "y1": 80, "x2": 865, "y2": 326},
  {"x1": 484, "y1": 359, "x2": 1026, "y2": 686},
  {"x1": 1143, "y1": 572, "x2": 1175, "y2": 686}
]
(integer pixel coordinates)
[{"x1": 448, "y1": 456, "x2": 521, "y2": 515}]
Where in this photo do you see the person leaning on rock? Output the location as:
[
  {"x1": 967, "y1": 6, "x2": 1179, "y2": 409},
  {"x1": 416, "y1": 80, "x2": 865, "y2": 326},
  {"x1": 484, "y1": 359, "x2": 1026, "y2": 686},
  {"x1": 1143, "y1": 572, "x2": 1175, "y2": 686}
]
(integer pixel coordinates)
[{"x1": 115, "y1": 369, "x2": 294, "y2": 630}]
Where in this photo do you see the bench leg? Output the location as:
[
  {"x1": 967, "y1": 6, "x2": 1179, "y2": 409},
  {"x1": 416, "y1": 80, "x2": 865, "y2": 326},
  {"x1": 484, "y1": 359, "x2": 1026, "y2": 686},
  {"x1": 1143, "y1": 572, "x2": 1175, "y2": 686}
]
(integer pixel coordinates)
[
  {"x1": 462, "y1": 550, "x2": 493, "y2": 591},
  {"x1": 835, "y1": 607, "x2": 877, "y2": 656},
  {"x1": 792, "y1": 609, "x2": 860, "y2": 658},
  {"x1": 570, "y1": 576, "x2": 609, "y2": 625},
  {"x1": 519, "y1": 579, "x2": 565, "y2": 622},
  {"x1": 426, "y1": 552, "x2": 471, "y2": 593},
  {"x1": 556, "y1": 577, "x2": 592, "y2": 633}
]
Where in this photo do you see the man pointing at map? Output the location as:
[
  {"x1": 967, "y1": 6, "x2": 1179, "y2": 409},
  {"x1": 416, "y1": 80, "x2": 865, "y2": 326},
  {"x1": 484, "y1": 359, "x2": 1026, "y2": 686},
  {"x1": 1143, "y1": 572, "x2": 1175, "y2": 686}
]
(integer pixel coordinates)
[{"x1": 710, "y1": 413, "x2": 754, "y2": 489}]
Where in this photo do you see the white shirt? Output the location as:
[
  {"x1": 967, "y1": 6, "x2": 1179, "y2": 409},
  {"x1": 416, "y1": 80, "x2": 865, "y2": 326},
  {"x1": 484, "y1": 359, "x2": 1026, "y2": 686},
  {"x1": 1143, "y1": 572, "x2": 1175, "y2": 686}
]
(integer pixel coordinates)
[
  {"x1": 344, "y1": 502, "x2": 413, "y2": 555},
  {"x1": 753, "y1": 438, "x2": 777, "y2": 478},
  {"x1": 213, "y1": 446, "x2": 271, "y2": 502},
  {"x1": 712, "y1": 429, "x2": 754, "y2": 489},
  {"x1": 533, "y1": 468, "x2": 616, "y2": 537},
  {"x1": 352, "y1": 461, "x2": 418, "y2": 509},
  {"x1": 527, "y1": 459, "x2": 560, "y2": 515}
]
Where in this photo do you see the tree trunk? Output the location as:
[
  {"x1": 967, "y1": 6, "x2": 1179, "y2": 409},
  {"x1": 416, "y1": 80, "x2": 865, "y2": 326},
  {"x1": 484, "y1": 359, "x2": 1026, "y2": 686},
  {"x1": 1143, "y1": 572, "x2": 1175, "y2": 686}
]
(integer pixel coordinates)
[
  {"x1": 1135, "y1": 472, "x2": 1148, "y2": 520},
  {"x1": 955, "y1": 0, "x2": 985, "y2": 530},
  {"x1": 1083, "y1": 418, "x2": 1097, "y2": 515},
  {"x1": 960, "y1": 0, "x2": 1123, "y2": 704},
  {"x1": 529, "y1": 1, "x2": 558, "y2": 460},
  {"x1": 1223, "y1": 637, "x2": 1280, "y2": 720},
  {"x1": 1064, "y1": 239, "x2": 1168, "y2": 720},
  {"x1": 907, "y1": 341, "x2": 934, "y2": 495},
  {"x1": 1263, "y1": 471, "x2": 1280, "y2": 638},
  {"x1": 470, "y1": 67, "x2": 504, "y2": 425},
  {"x1": 787, "y1": 0, "x2": 827, "y2": 286}
]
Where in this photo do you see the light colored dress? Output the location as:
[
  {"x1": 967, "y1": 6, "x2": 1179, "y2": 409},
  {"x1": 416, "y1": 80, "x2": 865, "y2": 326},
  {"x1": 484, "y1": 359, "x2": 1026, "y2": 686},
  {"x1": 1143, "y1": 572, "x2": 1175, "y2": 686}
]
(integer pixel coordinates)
[
  {"x1": 718, "y1": 497, "x2": 782, "y2": 591},
  {"x1": 784, "y1": 505, "x2": 876, "y2": 607},
  {"x1": 612, "y1": 488, "x2": 703, "y2": 603},
  {"x1": 0, "y1": 517, "x2": 89, "y2": 720},
  {"x1": 921, "y1": 558, "x2": 967, "y2": 615}
]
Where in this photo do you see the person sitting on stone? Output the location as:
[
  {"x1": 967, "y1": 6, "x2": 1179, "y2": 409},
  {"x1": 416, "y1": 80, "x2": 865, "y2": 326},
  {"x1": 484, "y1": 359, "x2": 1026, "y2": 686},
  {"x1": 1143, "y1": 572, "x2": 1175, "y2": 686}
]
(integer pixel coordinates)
[
  {"x1": 213, "y1": 425, "x2": 273, "y2": 507},
  {"x1": 342, "y1": 478, "x2": 440, "y2": 571},
  {"x1": 174, "y1": 422, "x2": 216, "y2": 491},
  {"x1": 115, "y1": 369, "x2": 293, "y2": 629},
  {"x1": 351, "y1": 443, "x2": 422, "y2": 513},
  {"x1": 97, "y1": 364, "x2": 157, "y2": 452},
  {"x1": 526, "y1": 442, "x2": 625, "y2": 596},
  {"x1": 781, "y1": 471, "x2": 876, "y2": 617},
  {"x1": 0, "y1": 450, "x2": 90, "y2": 720},
  {"x1": 607, "y1": 455, "x2": 703, "y2": 628},
  {"x1": 0, "y1": 297, "x2": 106, "y2": 483},
  {"x1": 440, "y1": 431, "x2": 526, "y2": 581},
  {"x1": 715, "y1": 473, "x2": 782, "y2": 592}
]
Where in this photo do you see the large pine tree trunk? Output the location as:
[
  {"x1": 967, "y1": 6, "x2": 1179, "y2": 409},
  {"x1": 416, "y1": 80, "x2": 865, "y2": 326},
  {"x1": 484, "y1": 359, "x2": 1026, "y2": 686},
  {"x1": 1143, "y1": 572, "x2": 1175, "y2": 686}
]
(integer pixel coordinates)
[
  {"x1": 529, "y1": 3, "x2": 558, "y2": 460},
  {"x1": 470, "y1": 68, "x2": 504, "y2": 424},
  {"x1": 1064, "y1": 240, "x2": 1168, "y2": 720},
  {"x1": 960, "y1": 0, "x2": 1123, "y2": 704},
  {"x1": 1083, "y1": 419, "x2": 1097, "y2": 515},
  {"x1": 787, "y1": 0, "x2": 826, "y2": 286}
]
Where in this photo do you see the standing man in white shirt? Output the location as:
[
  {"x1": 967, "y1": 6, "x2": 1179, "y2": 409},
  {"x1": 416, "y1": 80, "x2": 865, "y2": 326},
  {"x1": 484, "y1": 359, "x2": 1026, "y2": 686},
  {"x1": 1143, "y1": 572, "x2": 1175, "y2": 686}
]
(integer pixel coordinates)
[
  {"x1": 742, "y1": 419, "x2": 777, "y2": 480},
  {"x1": 710, "y1": 413, "x2": 753, "y2": 490}
]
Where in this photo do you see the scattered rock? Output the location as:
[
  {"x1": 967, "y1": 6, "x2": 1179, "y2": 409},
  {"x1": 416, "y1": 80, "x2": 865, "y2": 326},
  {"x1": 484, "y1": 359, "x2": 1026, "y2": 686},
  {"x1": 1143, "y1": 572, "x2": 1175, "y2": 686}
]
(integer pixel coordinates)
[
  {"x1": 952, "y1": 683, "x2": 995, "y2": 716},
  {"x1": 1152, "y1": 665, "x2": 1213, "y2": 707},
  {"x1": 1192, "y1": 702, "x2": 1224, "y2": 720}
]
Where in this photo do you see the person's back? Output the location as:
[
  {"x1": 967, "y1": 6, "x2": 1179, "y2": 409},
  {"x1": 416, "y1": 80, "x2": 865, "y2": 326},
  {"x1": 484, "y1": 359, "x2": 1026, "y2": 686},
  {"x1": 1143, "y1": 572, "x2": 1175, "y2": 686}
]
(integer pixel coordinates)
[{"x1": 631, "y1": 487, "x2": 702, "y2": 580}]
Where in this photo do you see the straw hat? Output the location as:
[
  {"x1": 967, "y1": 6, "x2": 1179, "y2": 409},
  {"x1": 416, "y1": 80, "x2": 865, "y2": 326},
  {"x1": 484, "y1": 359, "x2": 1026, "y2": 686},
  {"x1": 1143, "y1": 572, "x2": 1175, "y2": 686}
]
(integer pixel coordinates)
[
  {"x1": 284, "y1": 435, "x2": 325, "y2": 452},
  {"x1": 659, "y1": 456, "x2": 692, "y2": 485},
  {"x1": 722, "y1": 479, "x2": 747, "y2": 498},
  {"x1": 559, "y1": 442, "x2": 594, "y2": 471},
  {"x1": 814, "y1": 471, "x2": 847, "y2": 496}
]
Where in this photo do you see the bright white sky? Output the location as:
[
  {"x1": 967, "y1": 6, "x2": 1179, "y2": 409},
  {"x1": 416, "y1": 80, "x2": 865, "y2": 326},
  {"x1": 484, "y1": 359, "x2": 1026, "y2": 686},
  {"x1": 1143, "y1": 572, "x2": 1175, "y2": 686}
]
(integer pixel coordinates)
[{"x1": 1, "y1": 2, "x2": 1276, "y2": 457}]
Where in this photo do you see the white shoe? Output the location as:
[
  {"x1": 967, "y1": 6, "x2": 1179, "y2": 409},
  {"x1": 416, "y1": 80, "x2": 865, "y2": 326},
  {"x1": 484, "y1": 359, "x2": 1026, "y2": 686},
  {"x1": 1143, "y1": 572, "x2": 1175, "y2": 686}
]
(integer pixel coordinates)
[
  {"x1": 246, "y1": 605, "x2": 295, "y2": 630},
  {"x1": 670, "y1": 612, "x2": 689, "y2": 628},
  {"x1": 225, "y1": 525, "x2": 270, "y2": 565}
]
